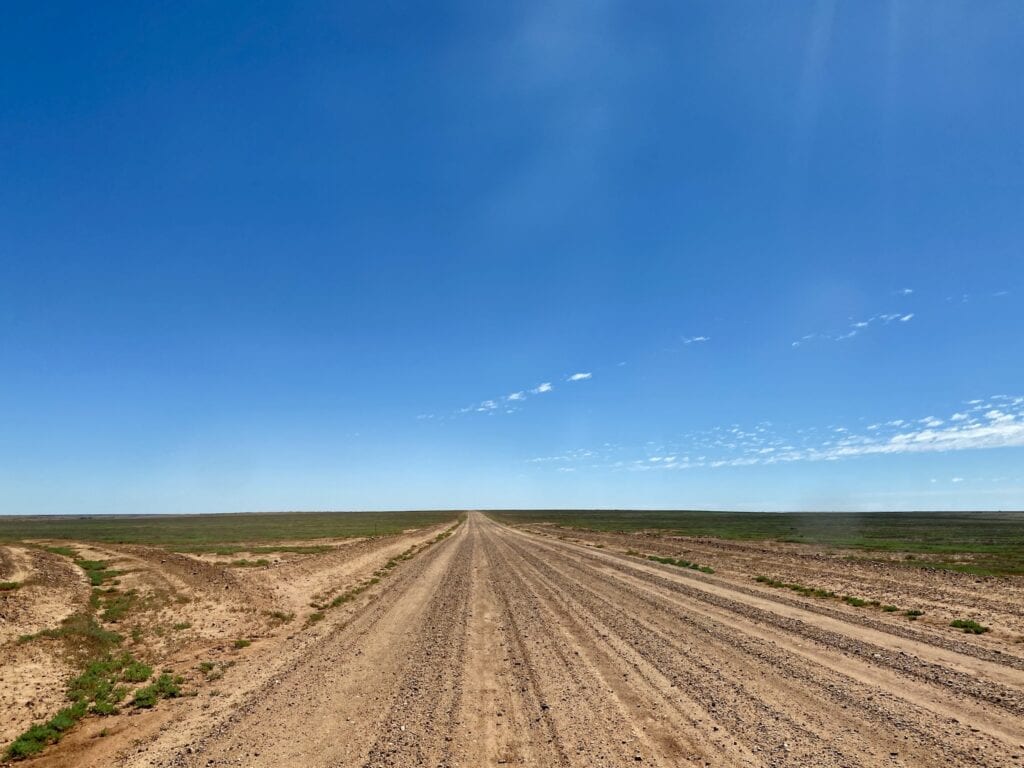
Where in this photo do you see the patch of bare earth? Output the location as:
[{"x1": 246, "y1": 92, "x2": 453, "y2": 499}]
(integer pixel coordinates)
[{"x1": 0, "y1": 524, "x2": 452, "y2": 766}]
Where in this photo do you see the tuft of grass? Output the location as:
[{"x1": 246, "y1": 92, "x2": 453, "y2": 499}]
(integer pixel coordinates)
[
  {"x1": 232, "y1": 638, "x2": 251, "y2": 649},
  {"x1": 77, "y1": 559, "x2": 121, "y2": 587},
  {"x1": 18, "y1": 613, "x2": 124, "y2": 660},
  {"x1": 754, "y1": 575, "x2": 902, "y2": 614},
  {"x1": 4, "y1": 702, "x2": 89, "y2": 759},
  {"x1": 904, "y1": 609, "x2": 925, "y2": 620},
  {"x1": 131, "y1": 674, "x2": 182, "y2": 708},
  {"x1": 99, "y1": 590, "x2": 139, "y2": 623},
  {"x1": 0, "y1": 580, "x2": 21, "y2": 590},
  {"x1": 950, "y1": 618, "x2": 990, "y2": 634},
  {"x1": 753, "y1": 575, "x2": 834, "y2": 598},
  {"x1": 305, "y1": 611, "x2": 325, "y2": 626},
  {"x1": 41, "y1": 545, "x2": 77, "y2": 558},
  {"x1": 229, "y1": 558, "x2": 270, "y2": 568},
  {"x1": 121, "y1": 660, "x2": 152, "y2": 683},
  {"x1": 172, "y1": 622, "x2": 191, "y2": 631}
]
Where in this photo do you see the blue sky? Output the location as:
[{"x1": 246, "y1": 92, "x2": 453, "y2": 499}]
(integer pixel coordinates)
[{"x1": 2, "y1": 2, "x2": 1022, "y2": 514}]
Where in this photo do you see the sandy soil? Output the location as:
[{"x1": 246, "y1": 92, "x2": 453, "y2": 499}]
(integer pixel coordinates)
[
  {"x1": 1, "y1": 547, "x2": 88, "y2": 742},
  {"x1": 0, "y1": 524, "x2": 450, "y2": 756},
  {"x1": 5, "y1": 513, "x2": 1024, "y2": 767}
]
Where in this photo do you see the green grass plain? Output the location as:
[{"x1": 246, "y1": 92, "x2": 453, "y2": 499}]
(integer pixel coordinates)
[
  {"x1": 0, "y1": 510, "x2": 461, "y2": 548},
  {"x1": 488, "y1": 509, "x2": 1024, "y2": 576}
]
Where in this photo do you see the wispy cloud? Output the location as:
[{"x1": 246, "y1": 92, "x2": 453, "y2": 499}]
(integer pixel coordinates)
[
  {"x1": 439, "y1": 372, "x2": 584, "y2": 421},
  {"x1": 946, "y1": 289, "x2": 1012, "y2": 304},
  {"x1": 528, "y1": 395, "x2": 1024, "y2": 472},
  {"x1": 897, "y1": 287, "x2": 914, "y2": 295},
  {"x1": 682, "y1": 335, "x2": 710, "y2": 345},
  {"x1": 793, "y1": 311, "x2": 913, "y2": 348}
]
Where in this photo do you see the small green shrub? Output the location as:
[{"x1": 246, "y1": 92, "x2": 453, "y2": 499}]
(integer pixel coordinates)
[
  {"x1": 0, "y1": 581, "x2": 20, "y2": 591},
  {"x1": 42, "y1": 546, "x2": 77, "y2": 558},
  {"x1": 950, "y1": 618, "x2": 989, "y2": 634},
  {"x1": 4, "y1": 700, "x2": 87, "y2": 760},
  {"x1": 232, "y1": 638, "x2": 251, "y2": 649},
  {"x1": 77, "y1": 560, "x2": 120, "y2": 587},
  {"x1": 19, "y1": 613, "x2": 124, "y2": 659},
  {"x1": 99, "y1": 591, "x2": 139, "y2": 622},
  {"x1": 122, "y1": 660, "x2": 152, "y2": 683},
  {"x1": 131, "y1": 674, "x2": 182, "y2": 708}
]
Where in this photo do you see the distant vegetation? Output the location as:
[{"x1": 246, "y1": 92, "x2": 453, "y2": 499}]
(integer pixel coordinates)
[
  {"x1": 490, "y1": 510, "x2": 1024, "y2": 576},
  {"x1": 0, "y1": 511, "x2": 460, "y2": 547}
]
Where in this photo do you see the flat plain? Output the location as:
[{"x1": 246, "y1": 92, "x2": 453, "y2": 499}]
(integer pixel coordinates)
[{"x1": 1, "y1": 510, "x2": 1023, "y2": 767}]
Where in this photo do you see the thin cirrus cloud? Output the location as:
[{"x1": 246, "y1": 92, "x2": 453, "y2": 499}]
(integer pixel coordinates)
[
  {"x1": 435, "y1": 373, "x2": 589, "y2": 420},
  {"x1": 792, "y1": 311, "x2": 913, "y2": 348},
  {"x1": 419, "y1": 325, "x2": 713, "y2": 420},
  {"x1": 528, "y1": 395, "x2": 1024, "y2": 472}
]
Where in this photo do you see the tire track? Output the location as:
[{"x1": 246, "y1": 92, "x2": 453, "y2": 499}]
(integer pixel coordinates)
[
  {"x1": 495, "y1": 524, "x2": 1015, "y2": 766},
  {"x1": 514, "y1": 526, "x2": 1024, "y2": 718}
]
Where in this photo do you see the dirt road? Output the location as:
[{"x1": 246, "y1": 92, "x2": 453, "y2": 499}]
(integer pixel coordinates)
[{"x1": 20, "y1": 512, "x2": 1024, "y2": 767}]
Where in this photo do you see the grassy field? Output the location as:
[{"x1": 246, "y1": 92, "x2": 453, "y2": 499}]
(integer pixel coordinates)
[
  {"x1": 488, "y1": 510, "x2": 1024, "y2": 576},
  {"x1": 0, "y1": 511, "x2": 461, "y2": 549}
]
